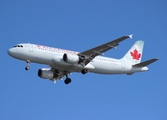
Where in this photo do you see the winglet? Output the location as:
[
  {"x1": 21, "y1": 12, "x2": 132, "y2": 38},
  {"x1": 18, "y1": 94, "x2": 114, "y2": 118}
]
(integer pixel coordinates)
[{"x1": 129, "y1": 34, "x2": 133, "y2": 39}]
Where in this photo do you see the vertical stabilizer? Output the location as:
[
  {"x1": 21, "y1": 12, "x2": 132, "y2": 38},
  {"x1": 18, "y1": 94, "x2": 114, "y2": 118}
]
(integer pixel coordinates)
[{"x1": 121, "y1": 40, "x2": 144, "y2": 64}]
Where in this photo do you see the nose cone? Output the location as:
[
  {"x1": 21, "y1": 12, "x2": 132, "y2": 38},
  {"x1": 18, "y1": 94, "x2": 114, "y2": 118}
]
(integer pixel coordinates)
[
  {"x1": 8, "y1": 48, "x2": 11, "y2": 55},
  {"x1": 7, "y1": 48, "x2": 14, "y2": 57}
]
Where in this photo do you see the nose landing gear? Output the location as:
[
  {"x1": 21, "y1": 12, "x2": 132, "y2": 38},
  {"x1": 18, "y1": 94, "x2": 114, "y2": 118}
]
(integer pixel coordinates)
[{"x1": 25, "y1": 60, "x2": 30, "y2": 70}]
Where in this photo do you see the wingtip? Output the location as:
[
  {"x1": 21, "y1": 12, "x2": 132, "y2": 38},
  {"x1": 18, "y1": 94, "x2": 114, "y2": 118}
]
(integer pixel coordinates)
[
  {"x1": 155, "y1": 58, "x2": 159, "y2": 60},
  {"x1": 129, "y1": 34, "x2": 133, "y2": 39}
]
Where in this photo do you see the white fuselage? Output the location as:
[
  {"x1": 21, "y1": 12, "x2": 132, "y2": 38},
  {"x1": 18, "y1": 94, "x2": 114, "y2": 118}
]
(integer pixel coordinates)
[{"x1": 8, "y1": 43, "x2": 148, "y2": 75}]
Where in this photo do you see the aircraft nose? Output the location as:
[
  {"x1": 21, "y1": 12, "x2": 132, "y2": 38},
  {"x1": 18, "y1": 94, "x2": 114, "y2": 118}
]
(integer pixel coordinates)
[{"x1": 7, "y1": 48, "x2": 14, "y2": 56}]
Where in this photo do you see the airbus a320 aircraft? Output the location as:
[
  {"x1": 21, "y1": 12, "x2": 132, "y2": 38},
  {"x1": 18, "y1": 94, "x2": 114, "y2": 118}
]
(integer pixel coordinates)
[{"x1": 8, "y1": 34, "x2": 158, "y2": 84}]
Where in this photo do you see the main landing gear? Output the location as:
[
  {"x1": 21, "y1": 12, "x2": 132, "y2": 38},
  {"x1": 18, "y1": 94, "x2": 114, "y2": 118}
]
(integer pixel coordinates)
[
  {"x1": 25, "y1": 60, "x2": 30, "y2": 70},
  {"x1": 64, "y1": 75, "x2": 71, "y2": 84},
  {"x1": 64, "y1": 69, "x2": 87, "y2": 85},
  {"x1": 81, "y1": 68, "x2": 88, "y2": 74}
]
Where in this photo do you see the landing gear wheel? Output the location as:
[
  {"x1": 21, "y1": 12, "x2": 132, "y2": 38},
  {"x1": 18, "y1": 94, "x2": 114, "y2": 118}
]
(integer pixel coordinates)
[
  {"x1": 64, "y1": 78, "x2": 71, "y2": 84},
  {"x1": 81, "y1": 69, "x2": 88, "y2": 74},
  {"x1": 25, "y1": 67, "x2": 29, "y2": 70},
  {"x1": 25, "y1": 60, "x2": 30, "y2": 70}
]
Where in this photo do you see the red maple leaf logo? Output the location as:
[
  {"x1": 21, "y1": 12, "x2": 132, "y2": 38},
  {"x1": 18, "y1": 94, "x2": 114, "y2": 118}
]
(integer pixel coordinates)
[{"x1": 130, "y1": 49, "x2": 141, "y2": 60}]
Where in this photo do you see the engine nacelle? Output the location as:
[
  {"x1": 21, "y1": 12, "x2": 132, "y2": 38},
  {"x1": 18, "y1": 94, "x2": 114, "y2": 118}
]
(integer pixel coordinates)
[
  {"x1": 38, "y1": 68, "x2": 54, "y2": 79},
  {"x1": 63, "y1": 53, "x2": 79, "y2": 64}
]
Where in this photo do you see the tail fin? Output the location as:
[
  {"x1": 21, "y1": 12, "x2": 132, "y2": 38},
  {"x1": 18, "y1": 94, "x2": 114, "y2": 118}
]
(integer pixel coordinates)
[{"x1": 121, "y1": 40, "x2": 144, "y2": 64}]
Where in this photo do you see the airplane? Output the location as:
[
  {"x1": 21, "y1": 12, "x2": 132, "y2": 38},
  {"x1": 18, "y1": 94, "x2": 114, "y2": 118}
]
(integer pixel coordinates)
[{"x1": 7, "y1": 34, "x2": 158, "y2": 84}]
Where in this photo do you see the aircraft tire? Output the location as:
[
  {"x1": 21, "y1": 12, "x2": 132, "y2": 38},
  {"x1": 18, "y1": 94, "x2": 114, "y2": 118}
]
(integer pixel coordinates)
[
  {"x1": 25, "y1": 67, "x2": 29, "y2": 70},
  {"x1": 64, "y1": 78, "x2": 71, "y2": 84}
]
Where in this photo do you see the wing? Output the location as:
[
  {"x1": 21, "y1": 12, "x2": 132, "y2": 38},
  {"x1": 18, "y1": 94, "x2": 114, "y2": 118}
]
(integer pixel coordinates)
[{"x1": 78, "y1": 34, "x2": 133, "y2": 66}]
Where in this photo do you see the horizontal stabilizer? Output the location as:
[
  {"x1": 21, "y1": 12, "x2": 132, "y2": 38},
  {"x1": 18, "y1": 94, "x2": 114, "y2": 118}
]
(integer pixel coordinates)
[{"x1": 133, "y1": 58, "x2": 159, "y2": 67}]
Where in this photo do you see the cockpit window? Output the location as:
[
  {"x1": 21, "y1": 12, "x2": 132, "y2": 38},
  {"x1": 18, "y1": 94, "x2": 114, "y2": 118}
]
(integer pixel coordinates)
[{"x1": 14, "y1": 45, "x2": 23, "y2": 47}]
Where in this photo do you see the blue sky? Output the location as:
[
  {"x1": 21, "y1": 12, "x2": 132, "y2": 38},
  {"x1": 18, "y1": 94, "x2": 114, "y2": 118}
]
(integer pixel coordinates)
[{"x1": 0, "y1": 0, "x2": 166, "y2": 120}]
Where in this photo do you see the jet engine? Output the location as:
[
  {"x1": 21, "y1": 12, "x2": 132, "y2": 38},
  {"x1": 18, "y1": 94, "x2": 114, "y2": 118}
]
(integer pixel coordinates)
[
  {"x1": 38, "y1": 68, "x2": 54, "y2": 79},
  {"x1": 63, "y1": 53, "x2": 80, "y2": 64}
]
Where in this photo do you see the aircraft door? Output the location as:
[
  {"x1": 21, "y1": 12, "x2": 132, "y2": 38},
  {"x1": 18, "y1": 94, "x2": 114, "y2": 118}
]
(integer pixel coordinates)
[
  {"x1": 121, "y1": 60, "x2": 125, "y2": 69},
  {"x1": 28, "y1": 43, "x2": 34, "y2": 52}
]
